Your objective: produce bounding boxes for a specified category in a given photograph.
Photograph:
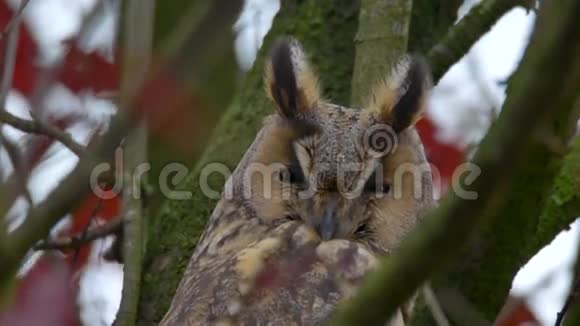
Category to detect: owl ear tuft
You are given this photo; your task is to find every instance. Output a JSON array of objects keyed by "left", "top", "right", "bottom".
[
  {"left": 264, "top": 37, "right": 320, "bottom": 119},
  {"left": 368, "top": 55, "right": 431, "bottom": 132}
]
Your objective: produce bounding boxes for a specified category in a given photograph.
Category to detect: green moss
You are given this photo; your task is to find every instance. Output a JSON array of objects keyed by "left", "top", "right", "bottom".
[
  {"left": 534, "top": 138, "right": 580, "bottom": 250},
  {"left": 408, "top": 0, "right": 463, "bottom": 53},
  {"left": 350, "top": 0, "right": 413, "bottom": 106},
  {"left": 137, "top": 1, "right": 360, "bottom": 324}
]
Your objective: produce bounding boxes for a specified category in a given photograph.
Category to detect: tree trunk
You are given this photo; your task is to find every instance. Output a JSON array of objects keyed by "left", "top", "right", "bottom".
[{"left": 137, "top": 1, "right": 360, "bottom": 324}]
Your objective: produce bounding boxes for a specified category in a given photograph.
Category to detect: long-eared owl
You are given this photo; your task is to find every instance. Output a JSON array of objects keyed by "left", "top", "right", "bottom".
[{"left": 161, "top": 37, "right": 434, "bottom": 325}]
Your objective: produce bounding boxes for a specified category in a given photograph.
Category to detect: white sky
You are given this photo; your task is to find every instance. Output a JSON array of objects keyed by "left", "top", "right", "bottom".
[{"left": 2, "top": 0, "right": 577, "bottom": 325}]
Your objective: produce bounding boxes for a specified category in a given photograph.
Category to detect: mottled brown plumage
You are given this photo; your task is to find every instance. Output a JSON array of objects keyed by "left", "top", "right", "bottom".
[{"left": 161, "top": 37, "right": 434, "bottom": 326}]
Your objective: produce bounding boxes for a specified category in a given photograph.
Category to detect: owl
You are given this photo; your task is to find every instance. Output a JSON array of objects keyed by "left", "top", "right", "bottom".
[{"left": 160, "top": 37, "right": 434, "bottom": 325}]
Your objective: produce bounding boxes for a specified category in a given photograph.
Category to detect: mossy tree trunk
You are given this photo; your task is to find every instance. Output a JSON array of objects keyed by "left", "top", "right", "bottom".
[
  {"left": 350, "top": 0, "right": 412, "bottom": 107},
  {"left": 137, "top": 1, "right": 360, "bottom": 324}
]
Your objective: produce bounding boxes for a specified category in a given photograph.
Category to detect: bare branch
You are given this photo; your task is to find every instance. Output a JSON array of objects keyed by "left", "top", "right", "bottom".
[
  {"left": 0, "top": 134, "right": 33, "bottom": 205},
  {"left": 0, "top": 102, "right": 135, "bottom": 295},
  {"left": 422, "top": 285, "right": 450, "bottom": 326},
  {"left": 429, "top": 287, "right": 491, "bottom": 326},
  {"left": 0, "top": 109, "right": 87, "bottom": 157},
  {"left": 556, "top": 277, "right": 580, "bottom": 326},
  {"left": 427, "top": 0, "right": 530, "bottom": 83},
  {"left": 0, "top": 16, "right": 18, "bottom": 105},
  {"left": 112, "top": 0, "right": 155, "bottom": 324},
  {"left": 0, "top": 0, "right": 31, "bottom": 42},
  {"left": 0, "top": 0, "right": 27, "bottom": 222},
  {"left": 33, "top": 217, "right": 123, "bottom": 251}
]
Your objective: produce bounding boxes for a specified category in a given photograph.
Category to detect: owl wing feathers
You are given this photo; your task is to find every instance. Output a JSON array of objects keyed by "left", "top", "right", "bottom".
[{"left": 160, "top": 206, "right": 391, "bottom": 325}]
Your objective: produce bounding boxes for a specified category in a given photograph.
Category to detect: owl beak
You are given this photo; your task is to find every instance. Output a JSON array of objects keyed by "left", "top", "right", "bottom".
[{"left": 318, "top": 197, "right": 338, "bottom": 241}]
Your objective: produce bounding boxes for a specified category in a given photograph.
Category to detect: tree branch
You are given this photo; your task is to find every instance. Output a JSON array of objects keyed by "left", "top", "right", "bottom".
[
  {"left": 112, "top": 0, "right": 155, "bottom": 324},
  {"left": 0, "top": 109, "right": 87, "bottom": 157},
  {"left": 531, "top": 137, "right": 580, "bottom": 253},
  {"left": 331, "top": 0, "right": 580, "bottom": 323},
  {"left": 0, "top": 134, "right": 33, "bottom": 205},
  {"left": 556, "top": 277, "right": 580, "bottom": 326},
  {"left": 0, "top": 1, "right": 32, "bottom": 222},
  {"left": 427, "top": 0, "right": 532, "bottom": 83},
  {"left": 0, "top": 0, "right": 31, "bottom": 41},
  {"left": 33, "top": 217, "right": 123, "bottom": 251},
  {"left": 422, "top": 285, "right": 451, "bottom": 326},
  {"left": 350, "top": 0, "right": 412, "bottom": 106},
  {"left": 562, "top": 230, "right": 580, "bottom": 326},
  {"left": 0, "top": 113, "right": 133, "bottom": 296}
]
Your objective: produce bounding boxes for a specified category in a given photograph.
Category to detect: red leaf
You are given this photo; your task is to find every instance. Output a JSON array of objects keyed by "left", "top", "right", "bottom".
[
  {"left": 64, "top": 193, "right": 120, "bottom": 270},
  {"left": 495, "top": 296, "right": 540, "bottom": 326},
  {"left": 416, "top": 118, "right": 465, "bottom": 184},
  {"left": 131, "top": 66, "right": 216, "bottom": 155},
  {"left": 70, "top": 193, "right": 120, "bottom": 235},
  {"left": 0, "top": 255, "right": 78, "bottom": 326},
  {"left": 58, "top": 43, "right": 119, "bottom": 93}
]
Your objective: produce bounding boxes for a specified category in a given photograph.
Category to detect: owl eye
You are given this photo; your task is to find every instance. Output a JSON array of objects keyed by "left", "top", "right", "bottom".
[
  {"left": 279, "top": 164, "right": 306, "bottom": 187},
  {"left": 363, "top": 178, "right": 390, "bottom": 194}
]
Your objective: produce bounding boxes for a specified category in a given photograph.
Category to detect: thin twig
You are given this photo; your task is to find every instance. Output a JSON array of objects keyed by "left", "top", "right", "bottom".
[
  {"left": 435, "top": 287, "right": 491, "bottom": 326},
  {"left": 0, "top": 0, "right": 23, "bottom": 105},
  {"left": 422, "top": 285, "right": 451, "bottom": 326},
  {"left": 77, "top": 0, "right": 110, "bottom": 42},
  {"left": 33, "top": 217, "right": 122, "bottom": 251},
  {"left": 0, "top": 109, "right": 87, "bottom": 157},
  {"left": 555, "top": 277, "right": 580, "bottom": 326},
  {"left": 112, "top": 0, "right": 154, "bottom": 324},
  {"left": 71, "top": 197, "right": 102, "bottom": 267},
  {"left": 0, "top": 0, "right": 27, "bottom": 222},
  {"left": 0, "top": 0, "right": 31, "bottom": 41},
  {"left": 0, "top": 134, "right": 33, "bottom": 205},
  {"left": 427, "top": 0, "right": 528, "bottom": 83}
]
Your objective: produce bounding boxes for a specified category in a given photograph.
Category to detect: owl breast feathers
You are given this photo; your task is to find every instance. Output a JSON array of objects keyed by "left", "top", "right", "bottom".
[{"left": 161, "top": 37, "right": 435, "bottom": 325}]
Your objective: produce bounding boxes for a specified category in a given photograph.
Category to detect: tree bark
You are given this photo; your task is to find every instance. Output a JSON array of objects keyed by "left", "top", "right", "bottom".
[
  {"left": 113, "top": 2, "right": 155, "bottom": 324},
  {"left": 350, "top": 0, "right": 412, "bottom": 107},
  {"left": 137, "top": 1, "right": 360, "bottom": 323}
]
